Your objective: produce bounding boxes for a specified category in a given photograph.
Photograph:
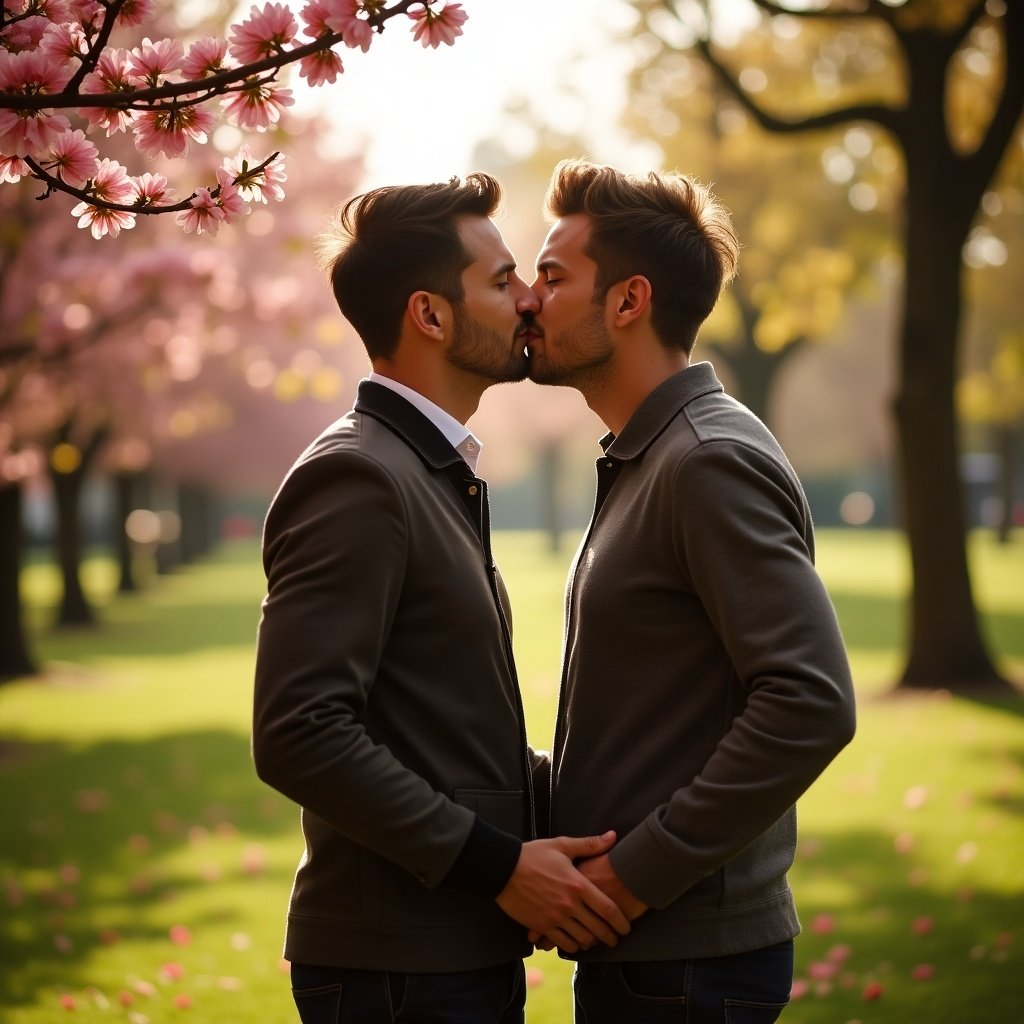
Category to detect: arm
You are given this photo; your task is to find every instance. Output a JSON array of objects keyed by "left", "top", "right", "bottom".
[
  {"left": 609, "top": 441, "right": 856, "bottom": 909},
  {"left": 252, "top": 451, "right": 483, "bottom": 887}
]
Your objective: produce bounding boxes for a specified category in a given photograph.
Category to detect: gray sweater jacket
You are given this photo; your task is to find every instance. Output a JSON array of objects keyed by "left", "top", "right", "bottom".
[
  {"left": 551, "top": 362, "right": 856, "bottom": 961},
  {"left": 252, "top": 381, "right": 537, "bottom": 972}
]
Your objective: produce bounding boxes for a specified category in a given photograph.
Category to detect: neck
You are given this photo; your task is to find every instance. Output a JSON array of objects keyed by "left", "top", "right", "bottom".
[
  {"left": 372, "top": 359, "right": 484, "bottom": 424},
  {"left": 584, "top": 344, "right": 689, "bottom": 436}
]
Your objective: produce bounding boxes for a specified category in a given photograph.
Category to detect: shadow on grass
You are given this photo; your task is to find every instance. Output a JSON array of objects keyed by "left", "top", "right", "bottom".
[
  {"left": 787, "top": 825, "right": 1021, "bottom": 1022},
  {"left": 0, "top": 728, "right": 293, "bottom": 1011},
  {"left": 26, "top": 587, "right": 267, "bottom": 663}
]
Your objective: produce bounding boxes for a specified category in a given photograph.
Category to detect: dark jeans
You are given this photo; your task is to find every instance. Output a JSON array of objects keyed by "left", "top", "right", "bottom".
[
  {"left": 290, "top": 960, "right": 525, "bottom": 1024},
  {"left": 573, "top": 940, "right": 794, "bottom": 1024}
]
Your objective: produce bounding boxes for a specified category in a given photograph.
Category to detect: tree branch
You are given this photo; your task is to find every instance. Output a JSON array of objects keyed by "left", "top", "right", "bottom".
[
  {"left": 23, "top": 151, "right": 281, "bottom": 214},
  {"left": 961, "top": 3, "right": 1024, "bottom": 194},
  {"left": 694, "top": 35, "right": 903, "bottom": 136},
  {"left": 1, "top": 0, "right": 423, "bottom": 112}
]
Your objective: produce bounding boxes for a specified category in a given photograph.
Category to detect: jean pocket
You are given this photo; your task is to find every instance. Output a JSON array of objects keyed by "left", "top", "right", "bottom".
[
  {"left": 724, "top": 999, "right": 789, "bottom": 1024},
  {"left": 292, "top": 982, "right": 342, "bottom": 1024}
]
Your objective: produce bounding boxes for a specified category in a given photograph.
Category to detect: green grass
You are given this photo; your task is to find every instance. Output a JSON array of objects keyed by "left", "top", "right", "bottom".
[{"left": 0, "top": 530, "right": 1022, "bottom": 1022}]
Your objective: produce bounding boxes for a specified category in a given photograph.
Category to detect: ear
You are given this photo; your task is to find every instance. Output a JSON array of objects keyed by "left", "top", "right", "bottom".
[
  {"left": 407, "top": 290, "right": 451, "bottom": 341},
  {"left": 608, "top": 275, "right": 652, "bottom": 328}
]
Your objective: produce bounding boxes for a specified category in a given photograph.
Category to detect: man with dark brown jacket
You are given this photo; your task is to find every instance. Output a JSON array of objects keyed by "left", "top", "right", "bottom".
[
  {"left": 253, "top": 174, "right": 629, "bottom": 1024},
  {"left": 524, "top": 159, "right": 857, "bottom": 1022}
]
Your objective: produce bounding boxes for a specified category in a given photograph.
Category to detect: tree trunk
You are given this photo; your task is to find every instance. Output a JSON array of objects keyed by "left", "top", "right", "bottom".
[
  {"left": 0, "top": 481, "right": 36, "bottom": 679},
  {"left": 894, "top": 118, "right": 1006, "bottom": 689},
  {"left": 179, "top": 483, "right": 217, "bottom": 563},
  {"left": 52, "top": 463, "right": 95, "bottom": 627},
  {"left": 710, "top": 295, "right": 805, "bottom": 428},
  {"left": 114, "top": 472, "right": 139, "bottom": 593}
]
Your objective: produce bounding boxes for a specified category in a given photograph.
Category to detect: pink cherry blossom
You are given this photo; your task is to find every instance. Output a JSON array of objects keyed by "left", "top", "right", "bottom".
[
  {"left": 116, "top": 0, "right": 157, "bottom": 27},
  {"left": 221, "top": 79, "right": 293, "bottom": 131},
  {"left": 0, "top": 154, "right": 30, "bottom": 182},
  {"left": 177, "top": 187, "right": 226, "bottom": 235},
  {"left": 46, "top": 128, "right": 98, "bottom": 189},
  {"left": 324, "top": 0, "right": 374, "bottom": 53},
  {"left": 300, "top": 0, "right": 335, "bottom": 38},
  {"left": 862, "top": 980, "right": 885, "bottom": 1000},
  {"left": 181, "top": 37, "right": 233, "bottom": 80},
  {"left": 79, "top": 48, "right": 136, "bottom": 135},
  {"left": 127, "top": 37, "right": 185, "bottom": 86},
  {"left": 0, "top": 104, "right": 69, "bottom": 159},
  {"left": 228, "top": 2, "right": 299, "bottom": 64},
  {"left": 215, "top": 167, "right": 248, "bottom": 223},
  {"left": 407, "top": 2, "right": 467, "bottom": 49},
  {"left": 71, "top": 202, "right": 137, "bottom": 239},
  {"left": 0, "top": 45, "right": 73, "bottom": 92},
  {"left": 132, "top": 104, "right": 216, "bottom": 159},
  {"left": 39, "top": 22, "right": 89, "bottom": 64},
  {"left": 789, "top": 979, "right": 809, "bottom": 999},
  {"left": 0, "top": 50, "right": 72, "bottom": 157},
  {"left": 131, "top": 171, "right": 175, "bottom": 207},
  {"left": 70, "top": 157, "right": 136, "bottom": 237},
  {"left": 223, "top": 146, "right": 287, "bottom": 204},
  {"left": 299, "top": 48, "right": 344, "bottom": 86},
  {"left": 2, "top": 12, "right": 50, "bottom": 50}
]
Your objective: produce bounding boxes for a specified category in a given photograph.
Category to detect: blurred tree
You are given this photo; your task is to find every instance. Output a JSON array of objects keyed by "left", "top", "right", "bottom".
[
  {"left": 0, "top": 109, "right": 364, "bottom": 667},
  {"left": 621, "top": 46, "right": 896, "bottom": 423},
  {"left": 639, "top": 0, "right": 1023, "bottom": 690},
  {"left": 959, "top": 134, "right": 1024, "bottom": 543},
  {"left": 959, "top": 331, "right": 1024, "bottom": 543}
]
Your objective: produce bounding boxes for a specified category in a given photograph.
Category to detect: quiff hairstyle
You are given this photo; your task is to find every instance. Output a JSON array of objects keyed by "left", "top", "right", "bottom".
[
  {"left": 320, "top": 173, "right": 503, "bottom": 360},
  {"left": 545, "top": 159, "right": 739, "bottom": 353}
]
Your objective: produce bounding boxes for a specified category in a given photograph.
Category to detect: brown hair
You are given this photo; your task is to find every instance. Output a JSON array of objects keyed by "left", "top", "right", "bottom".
[
  {"left": 545, "top": 159, "right": 738, "bottom": 352},
  {"left": 320, "top": 174, "right": 503, "bottom": 359}
]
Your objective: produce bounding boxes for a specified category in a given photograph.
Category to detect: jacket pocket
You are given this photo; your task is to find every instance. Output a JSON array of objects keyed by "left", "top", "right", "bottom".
[{"left": 454, "top": 788, "right": 526, "bottom": 838}]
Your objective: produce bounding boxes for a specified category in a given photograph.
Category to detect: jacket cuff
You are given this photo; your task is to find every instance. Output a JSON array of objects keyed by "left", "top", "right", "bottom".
[
  {"left": 608, "top": 816, "right": 701, "bottom": 910},
  {"left": 440, "top": 815, "right": 522, "bottom": 898}
]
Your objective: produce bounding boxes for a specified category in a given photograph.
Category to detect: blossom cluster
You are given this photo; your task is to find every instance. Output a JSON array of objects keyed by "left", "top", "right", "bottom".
[{"left": 0, "top": 1, "right": 468, "bottom": 236}]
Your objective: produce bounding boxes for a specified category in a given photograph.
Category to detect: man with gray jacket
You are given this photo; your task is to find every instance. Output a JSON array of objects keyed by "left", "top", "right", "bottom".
[
  {"left": 523, "top": 159, "right": 857, "bottom": 1022},
  {"left": 253, "top": 173, "right": 629, "bottom": 1024}
]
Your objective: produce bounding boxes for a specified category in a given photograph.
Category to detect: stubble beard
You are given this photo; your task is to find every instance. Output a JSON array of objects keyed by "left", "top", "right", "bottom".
[
  {"left": 527, "top": 304, "right": 614, "bottom": 391},
  {"left": 446, "top": 311, "right": 530, "bottom": 384}
]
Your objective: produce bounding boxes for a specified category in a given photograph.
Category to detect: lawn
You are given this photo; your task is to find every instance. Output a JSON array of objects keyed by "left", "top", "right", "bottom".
[{"left": 0, "top": 529, "right": 1021, "bottom": 1022}]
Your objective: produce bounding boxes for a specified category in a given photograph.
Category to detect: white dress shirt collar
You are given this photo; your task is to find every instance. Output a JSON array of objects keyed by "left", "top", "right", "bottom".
[{"left": 367, "top": 373, "right": 483, "bottom": 474}]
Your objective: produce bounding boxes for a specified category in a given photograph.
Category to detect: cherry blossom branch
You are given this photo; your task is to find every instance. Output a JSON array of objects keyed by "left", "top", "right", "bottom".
[
  {"left": 23, "top": 150, "right": 281, "bottom": 215},
  {"left": 0, "top": 0, "right": 469, "bottom": 236}
]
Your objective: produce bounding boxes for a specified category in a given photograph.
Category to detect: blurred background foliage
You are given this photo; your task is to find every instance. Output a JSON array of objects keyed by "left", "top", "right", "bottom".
[
  {"left": 1, "top": 0, "right": 1022, "bottom": 1019},
  {"left": 0, "top": 2, "right": 1020, "bottom": 675}
]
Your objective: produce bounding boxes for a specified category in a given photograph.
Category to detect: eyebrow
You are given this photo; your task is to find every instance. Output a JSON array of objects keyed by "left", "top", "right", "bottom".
[{"left": 536, "top": 257, "right": 566, "bottom": 273}]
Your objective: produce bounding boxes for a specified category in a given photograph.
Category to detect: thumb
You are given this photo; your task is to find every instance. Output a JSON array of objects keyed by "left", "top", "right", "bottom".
[{"left": 561, "top": 830, "right": 617, "bottom": 858}]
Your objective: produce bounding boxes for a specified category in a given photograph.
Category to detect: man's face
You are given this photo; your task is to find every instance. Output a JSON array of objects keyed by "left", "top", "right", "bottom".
[
  {"left": 527, "top": 213, "right": 614, "bottom": 388},
  {"left": 445, "top": 216, "right": 538, "bottom": 384}
]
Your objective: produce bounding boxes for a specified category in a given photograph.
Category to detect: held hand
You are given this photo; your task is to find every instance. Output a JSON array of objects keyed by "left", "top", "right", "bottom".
[
  {"left": 495, "top": 831, "right": 631, "bottom": 953},
  {"left": 530, "top": 852, "right": 648, "bottom": 951},
  {"left": 577, "top": 853, "right": 648, "bottom": 921}
]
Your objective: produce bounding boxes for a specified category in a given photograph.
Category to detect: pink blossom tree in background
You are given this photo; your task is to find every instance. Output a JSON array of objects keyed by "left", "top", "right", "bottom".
[
  {"left": 0, "top": 0, "right": 467, "bottom": 235},
  {"left": 0, "top": 99, "right": 367, "bottom": 676}
]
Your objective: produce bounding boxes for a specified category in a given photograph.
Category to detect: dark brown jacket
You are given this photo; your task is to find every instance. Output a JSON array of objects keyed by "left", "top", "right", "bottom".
[
  {"left": 253, "top": 381, "right": 536, "bottom": 971},
  {"left": 551, "top": 362, "right": 856, "bottom": 961}
]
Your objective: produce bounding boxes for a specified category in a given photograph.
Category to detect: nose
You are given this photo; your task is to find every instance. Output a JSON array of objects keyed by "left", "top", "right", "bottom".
[{"left": 514, "top": 274, "right": 541, "bottom": 314}]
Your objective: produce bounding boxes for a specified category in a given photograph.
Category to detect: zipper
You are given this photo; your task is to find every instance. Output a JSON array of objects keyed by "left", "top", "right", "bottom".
[{"left": 549, "top": 455, "right": 620, "bottom": 825}]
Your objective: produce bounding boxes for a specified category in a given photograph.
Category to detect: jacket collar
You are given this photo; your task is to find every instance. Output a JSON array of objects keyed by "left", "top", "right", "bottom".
[
  {"left": 354, "top": 379, "right": 470, "bottom": 473},
  {"left": 602, "top": 361, "right": 724, "bottom": 460}
]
